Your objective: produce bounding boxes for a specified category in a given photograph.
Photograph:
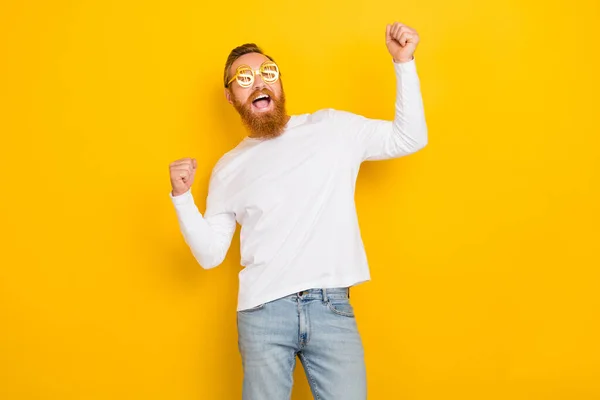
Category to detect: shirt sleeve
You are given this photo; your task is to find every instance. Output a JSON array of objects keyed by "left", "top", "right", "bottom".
[
  {"left": 170, "top": 170, "right": 236, "bottom": 269},
  {"left": 334, "top": 59, "right": 428, "bottom": 162}
]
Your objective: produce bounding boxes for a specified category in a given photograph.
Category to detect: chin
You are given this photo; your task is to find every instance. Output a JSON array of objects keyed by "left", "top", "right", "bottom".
[{"left": 232, "top": 89, "right": 287, "bottom": 139}]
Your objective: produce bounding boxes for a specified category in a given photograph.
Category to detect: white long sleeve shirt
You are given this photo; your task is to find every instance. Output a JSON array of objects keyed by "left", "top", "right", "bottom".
[{"left": 170, "top": 59, "right": 428, "bottom": 311}]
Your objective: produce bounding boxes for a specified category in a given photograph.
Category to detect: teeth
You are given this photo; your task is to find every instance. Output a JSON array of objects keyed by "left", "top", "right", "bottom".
[{"left": 255, "top": 94, "right": 269, "bottom": 100}]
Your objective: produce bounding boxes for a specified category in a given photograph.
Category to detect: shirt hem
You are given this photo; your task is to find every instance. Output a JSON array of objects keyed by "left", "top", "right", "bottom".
[{"left": 236, "top": 275, "right": 370, "bottom": 311}]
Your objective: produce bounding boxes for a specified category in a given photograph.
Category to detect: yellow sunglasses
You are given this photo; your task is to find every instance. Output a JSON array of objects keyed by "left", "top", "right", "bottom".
[{"left": 227, "top": 61, "right": 280, "bottom": 88}]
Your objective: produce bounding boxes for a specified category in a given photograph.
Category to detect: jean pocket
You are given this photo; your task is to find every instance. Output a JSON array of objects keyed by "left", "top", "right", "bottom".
[
  {"left": 238, "top": 303, "right": 265, "bottom": 314},
  {"left": 326, "top": 299, "right": 355, "bottom": 317}
]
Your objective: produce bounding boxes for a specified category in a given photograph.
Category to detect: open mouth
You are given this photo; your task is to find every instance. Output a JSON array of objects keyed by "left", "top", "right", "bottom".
[{"left": 251, "top": 93, "right": 272, "bottom": 110}]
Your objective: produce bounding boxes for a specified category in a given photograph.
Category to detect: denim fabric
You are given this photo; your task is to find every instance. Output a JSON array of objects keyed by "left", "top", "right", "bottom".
[{"left": 237, "top": 288, "right": 366, "bottom": 399}]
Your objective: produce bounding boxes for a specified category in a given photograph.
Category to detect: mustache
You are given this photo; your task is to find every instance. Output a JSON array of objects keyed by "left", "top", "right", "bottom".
[{"left": 248, "top": 88, "right": 277, "bottom": 103}]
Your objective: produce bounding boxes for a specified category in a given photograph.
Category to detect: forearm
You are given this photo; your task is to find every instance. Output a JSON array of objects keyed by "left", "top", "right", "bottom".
[
  {"left": 389, "top": 59, "right": 428, "bottom": 155},
  {"left": 171, "top": 190, "right": 234, "bottom": 269}
]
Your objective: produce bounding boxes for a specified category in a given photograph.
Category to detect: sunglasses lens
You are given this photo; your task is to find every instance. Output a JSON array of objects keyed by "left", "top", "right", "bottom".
[
  {"left": 261, "top": 63, "right": 279, "bottom": 83},
  {"left": 236, "top": 67, "right": 253, "bottom": 87}
]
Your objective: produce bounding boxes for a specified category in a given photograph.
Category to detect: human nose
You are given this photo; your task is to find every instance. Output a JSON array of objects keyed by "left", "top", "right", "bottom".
[{"left": 253, "top": 72, "right": 267, "bottom": 90}]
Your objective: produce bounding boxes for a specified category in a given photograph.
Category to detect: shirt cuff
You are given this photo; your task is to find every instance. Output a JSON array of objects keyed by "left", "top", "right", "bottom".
[
  {"left": 393, "top": 58, "right": 417, "bottom": 74},
  {"left": 170, "top": 188, "right": 193, "bottom": 205}
]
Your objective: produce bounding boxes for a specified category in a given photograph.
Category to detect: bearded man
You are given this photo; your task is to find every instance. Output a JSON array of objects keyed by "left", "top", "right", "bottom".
[{"left": 168, "top": 22, "right": 428, "bottom": 400}]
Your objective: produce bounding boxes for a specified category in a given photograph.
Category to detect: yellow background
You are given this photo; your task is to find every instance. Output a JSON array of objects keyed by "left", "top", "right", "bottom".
[{"left": 1, "top": 0, "right": 599, "bottom": 399}]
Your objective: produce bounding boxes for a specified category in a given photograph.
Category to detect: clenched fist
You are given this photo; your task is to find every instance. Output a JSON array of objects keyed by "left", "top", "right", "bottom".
[
  {"left": 169, "top": 158, "right": 197, "bottom": 197},
  {"left": 386, "top": 22, "right": 420, "bottom": 64}
]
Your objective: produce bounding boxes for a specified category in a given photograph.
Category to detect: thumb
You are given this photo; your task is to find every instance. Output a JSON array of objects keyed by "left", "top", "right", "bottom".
[
  {"left": 192, "top": 158, "right": 197, "bottom": 169},
  {"left": 385, "top": 24, "right": 392, "bottom": 43}
]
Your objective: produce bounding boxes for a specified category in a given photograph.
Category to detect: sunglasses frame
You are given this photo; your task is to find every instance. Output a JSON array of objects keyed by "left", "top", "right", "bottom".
[{"left": 227, "top": 61, "right": 280, "bottom": 88}]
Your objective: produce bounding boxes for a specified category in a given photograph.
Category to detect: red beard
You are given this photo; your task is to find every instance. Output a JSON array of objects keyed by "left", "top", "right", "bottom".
[{"left": 232, "top": 87, "right": 288, "bottom": 140}]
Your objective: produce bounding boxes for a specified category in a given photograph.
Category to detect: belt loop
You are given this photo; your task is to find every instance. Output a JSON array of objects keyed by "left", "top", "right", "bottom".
[
  {"left": 347, "top": 287, "right": 350, "bottom": 299},
  {"left": 322, "top": 288, "right": 328, "bottom": 302}
]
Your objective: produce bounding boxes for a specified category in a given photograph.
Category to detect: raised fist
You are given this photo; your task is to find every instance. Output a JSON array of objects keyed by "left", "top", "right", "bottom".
[
  {"left": 386, "top": 22, "right": 420, "bottom": 64},
  {"left": 169, "top": 158, "right": 197, "bottom": 197}
]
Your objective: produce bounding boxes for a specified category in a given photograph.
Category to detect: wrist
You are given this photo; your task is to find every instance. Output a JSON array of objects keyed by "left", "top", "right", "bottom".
[
  {"left": 393, "top": 56, "right": 414, "bottom": 64},
  {"left": 171, "top": 189, "right": 189, "bottom": 197}
]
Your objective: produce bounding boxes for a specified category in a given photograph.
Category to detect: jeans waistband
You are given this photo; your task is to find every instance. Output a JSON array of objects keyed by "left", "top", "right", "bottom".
[{"left": 287, "top": 287, "right": 350, "bottom": 301}]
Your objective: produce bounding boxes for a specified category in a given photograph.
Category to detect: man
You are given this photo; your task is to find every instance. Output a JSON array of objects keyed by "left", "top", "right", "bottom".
[{"left": 169, "top": 22, "right": 427, "bottom": 400}]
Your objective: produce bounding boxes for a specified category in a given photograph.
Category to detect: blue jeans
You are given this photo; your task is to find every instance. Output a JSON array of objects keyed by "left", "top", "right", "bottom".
[{"left": 236, "top": 288, "right": 367, "bottom": 399}]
